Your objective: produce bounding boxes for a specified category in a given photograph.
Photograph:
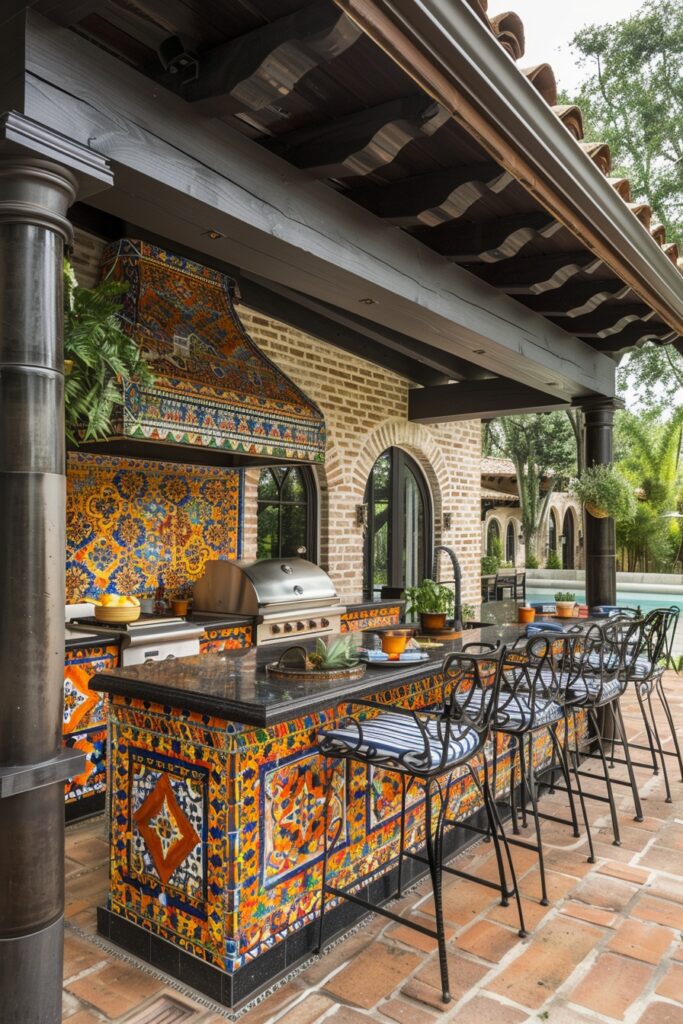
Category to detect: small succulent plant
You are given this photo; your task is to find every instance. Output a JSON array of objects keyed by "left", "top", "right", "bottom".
[{"left": 307, "top": 634, "right": 361, "bottom": 671}]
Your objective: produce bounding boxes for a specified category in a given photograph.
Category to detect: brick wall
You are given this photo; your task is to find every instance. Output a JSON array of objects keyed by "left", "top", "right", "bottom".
[{"left": 71, "top": 231, "right": 483, "bottom": 608}]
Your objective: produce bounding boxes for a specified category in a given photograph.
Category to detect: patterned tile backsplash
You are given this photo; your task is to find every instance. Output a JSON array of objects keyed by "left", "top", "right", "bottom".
[{"left": 66, "top": 452, "right": 241, "bottom": 602}]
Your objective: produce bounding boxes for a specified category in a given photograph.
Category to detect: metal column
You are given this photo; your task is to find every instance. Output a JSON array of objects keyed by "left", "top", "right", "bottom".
[{"left": 579, "top": 398, "right": 622, "bottom": 609}]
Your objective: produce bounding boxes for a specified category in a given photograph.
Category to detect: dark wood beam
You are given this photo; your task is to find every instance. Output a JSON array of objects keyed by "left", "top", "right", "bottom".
[
  {"left": 552, "top": 303, "right": 654, "bottom": 336},
  {"left": 409, "top": 379, "right": 568, "bottom": 422},
  {"left": 469, "top": 251, "right": 603, "bottom": 293},
  {"left": 160, "top": 1, "right": 362, "bottom": 117},
  {"left": 412, "top": 212, "right": 562, "bottom": 263},
  {"left": 584, "top": 322, "right": 674, "bottom": 352},
  {"left": 241, "top": 275, "right": 492, "bottom": 382},
  {"left": 267, "top": 94, "right": 449, "bottom": 178},
  {"left": 346, "top": 161, "right": 514, "bottom": 226},
  {"left": 519, "top": 279, "right": 631, "bottom": 316}
]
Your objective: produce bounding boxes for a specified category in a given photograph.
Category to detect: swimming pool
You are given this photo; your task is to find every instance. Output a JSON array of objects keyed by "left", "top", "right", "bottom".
[{"left": 526, "top": 590, "right": 681, "bottom": 617}]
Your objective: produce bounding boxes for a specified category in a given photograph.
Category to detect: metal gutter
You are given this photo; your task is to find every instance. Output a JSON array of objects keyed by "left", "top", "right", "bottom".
[{"left": 335, "top": 0, "right": 683, "bottom": 338}]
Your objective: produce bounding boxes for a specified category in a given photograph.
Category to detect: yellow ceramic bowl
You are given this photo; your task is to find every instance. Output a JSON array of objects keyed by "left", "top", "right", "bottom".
[
  {"left": 95, "top": 604, "right": 141, "bottom": 625},
  {"left": 381, "top": 630, "right": 411, "bottom": 656}
]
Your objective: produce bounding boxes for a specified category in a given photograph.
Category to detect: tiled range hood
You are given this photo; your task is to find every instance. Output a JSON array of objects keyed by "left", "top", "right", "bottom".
[{"left": 77, "top": 239, "right": 326, "bottom": 467}]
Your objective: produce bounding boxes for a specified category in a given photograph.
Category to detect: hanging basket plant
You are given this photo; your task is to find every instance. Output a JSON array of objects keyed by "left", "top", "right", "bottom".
[
  {"left": 63, "top": 261, "right": 154, "bottom": 445},
  {"left": 571, "top": 464, "right": 636, "bottom": 521}
]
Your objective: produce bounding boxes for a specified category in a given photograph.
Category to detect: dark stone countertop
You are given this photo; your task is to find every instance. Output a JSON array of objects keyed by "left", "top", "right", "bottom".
[
  {"left": 187, "top": 612, "right": 255, "bottom": 629},
  {"left": 89, "top": 625, "right": 527, "bottom": 727},
  {"left": 65, "top": 628, "right": 120, "bottom": 652}
]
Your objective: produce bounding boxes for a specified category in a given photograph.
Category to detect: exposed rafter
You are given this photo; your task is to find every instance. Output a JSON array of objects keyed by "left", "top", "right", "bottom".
[
  {"left": 521, "top": 279, "right": 632, "bottom": 317},
  {"left": 471, "top": 251, "right": 603, "bottom": 293},
  {"left": 585, "top": 321, "right": 674, "bottom": 352},
  {"left": 553, "top": 303, "right": 654, "bottom": 337},
  {"left": 408, "top": 379, "right": 567, "bottom": 422},
  {"left": 346, "top": 161, "right": 514, "bottom": 226},
  {"left": 267, "top": 94, "right": 450, "bottom": 178},
  {"left": 159, "top": 1, "right": 362, "bottom": 117},
  {"left": 412, "top": 212, "right": 562, "bottom": 262}
]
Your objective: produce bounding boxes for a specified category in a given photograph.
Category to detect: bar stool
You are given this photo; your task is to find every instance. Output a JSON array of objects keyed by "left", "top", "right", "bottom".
[{"left": 316, "top": 648, "right": 527, "bottom": 1004}]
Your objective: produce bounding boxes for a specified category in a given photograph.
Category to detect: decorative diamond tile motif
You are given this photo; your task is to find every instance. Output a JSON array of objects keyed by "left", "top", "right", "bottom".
[{"left": 134, "top": 771, "right": 201, "bottom": 887}]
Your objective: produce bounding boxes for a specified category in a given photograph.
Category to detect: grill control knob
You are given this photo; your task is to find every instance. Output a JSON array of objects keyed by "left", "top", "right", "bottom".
[
  {"left": 284, "top": 622, "right": 293, "bottom": 632},
  {"left": 271, "top": 624, "right": 281, "bottom": 634},
  {"left": 296, "top": 621, "right": 305, "bottom": 630},
  {"left": 321, "top": 618, "right": 330, "bottom": 628},
  {"left": 309, "top": 619, "right": 317, "bottom": 629}
]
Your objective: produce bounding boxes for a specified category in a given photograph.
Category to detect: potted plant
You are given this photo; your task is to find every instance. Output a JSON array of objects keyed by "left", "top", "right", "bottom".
[
  {"left": 404, "top": 578, "right": 454, "bottom": 633},
  {"left": 571, "top": 464, "right": 636, "bottom": 521},
  {"left": 266, "top": 634, "right": 365, "bottom": 682},
  {"left": 554, "top": 591, "right": 577, "bottom": 618}
]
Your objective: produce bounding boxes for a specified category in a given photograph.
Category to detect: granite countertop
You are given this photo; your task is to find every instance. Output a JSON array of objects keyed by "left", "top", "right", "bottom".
[{"left": 90, "top": 625, "right": 526, "bottom": 727}]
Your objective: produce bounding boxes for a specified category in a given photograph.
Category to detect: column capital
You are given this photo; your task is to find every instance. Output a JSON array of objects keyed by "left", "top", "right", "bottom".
[
  {"left": 571, "top": 395, "right": 625, "bottom": 416},
  {"left": 0, "top": 112, "right": 112, "bottom": 196}
]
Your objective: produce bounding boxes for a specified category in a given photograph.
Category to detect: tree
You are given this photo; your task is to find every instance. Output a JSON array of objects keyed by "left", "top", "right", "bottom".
[
  {"left": 617, "top": 344, "right": 683, "bottom": 409},
  {"left": 485, "top": 413, "right": 576, "bottom": 564},
  {"left": 568, "top": 0, "right": 683, "bottom": 245}
]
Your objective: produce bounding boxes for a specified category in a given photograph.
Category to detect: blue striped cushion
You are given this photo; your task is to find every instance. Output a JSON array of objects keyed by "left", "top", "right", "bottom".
[
  {"left": 318, "top": 712, "right": 480, "bottom": 770},
  {"left": 456, "top": 689, "right": 563, "bottom": 729},
  {"left": 568, "top": 674, "right": 623, "bottom": 702}
]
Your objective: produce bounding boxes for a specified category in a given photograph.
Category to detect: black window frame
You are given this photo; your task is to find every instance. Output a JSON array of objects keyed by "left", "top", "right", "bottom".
[
  {"left": 363, "top": 447, "right": 432, "bottom": 600},
  {"left": 487, "top": 517, "right": 501, "bottom": 554},
  {"left": 506, "top": 520, "right": 516, "bottom": 564},
  {"left": 256, "top": 465, "right": 318, "bottom": 562}
]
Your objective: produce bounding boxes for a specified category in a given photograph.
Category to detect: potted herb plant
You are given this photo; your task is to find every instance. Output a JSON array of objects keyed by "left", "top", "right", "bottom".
[
  {"left": 571, "top": 464, "right": 636, "bottom": 521},
  {"left": 404, "top": 578, "right": 454, "bottom": 633},
  {"left": 554, "top": 591, "right": 577, "bottom": 618}
]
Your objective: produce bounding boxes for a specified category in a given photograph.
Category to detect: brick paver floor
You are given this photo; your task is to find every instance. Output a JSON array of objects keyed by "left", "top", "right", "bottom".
[{"left": 63, "top": 672, "right": 683, "bottom": 1022}]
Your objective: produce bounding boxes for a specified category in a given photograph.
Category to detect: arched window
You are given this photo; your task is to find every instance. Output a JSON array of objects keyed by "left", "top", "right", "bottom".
[
  {"left": 548, "top": 510, "right": 558, "bottom": 553},
  {"left": 364, "top": 448, "right": 432, "bottom": 599},
  {"left": 506, "top": 521, "right": 516, "bottom": 565},
  {"left": 486, "top": 518, "right": 501, "bottom": 556},
  {"left": 257, "top": 466, "right": 317, "bottom": 561},
  {"left": 562, "top": 508, "right": 575, "bottom": 569}
]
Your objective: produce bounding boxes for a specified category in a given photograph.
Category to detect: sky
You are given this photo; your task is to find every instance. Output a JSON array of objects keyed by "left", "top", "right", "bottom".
[{"left": 507, "top": 0, "right": 645, "bottom": 93}]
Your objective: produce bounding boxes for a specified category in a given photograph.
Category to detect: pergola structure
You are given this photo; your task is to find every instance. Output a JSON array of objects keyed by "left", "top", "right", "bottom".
[{"left": 1, "top": 1, "right": 682, "bottom": 1020}]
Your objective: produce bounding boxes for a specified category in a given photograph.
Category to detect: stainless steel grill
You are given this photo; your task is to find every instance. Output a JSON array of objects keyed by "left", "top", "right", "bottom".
[
  {"left": 192, "top": 558, "right": 346, "bottom": 646},
  {"left": 66, "top": 615, "right": 205, "bottom": 666}
]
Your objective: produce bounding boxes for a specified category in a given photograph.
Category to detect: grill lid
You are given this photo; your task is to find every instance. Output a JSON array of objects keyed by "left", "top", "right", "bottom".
[{"left": 192, "top": 558, "right": 339, "bottom": 616}]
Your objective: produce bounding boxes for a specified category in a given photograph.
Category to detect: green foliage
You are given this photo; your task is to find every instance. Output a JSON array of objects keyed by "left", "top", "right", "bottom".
[
  {"left": 63, "top": 262, "right": 154, "bottom": 445},
  {"left": 572, "top": 464, "right": 637, "bottom": 520},
  {"left": 525, "top": 553, "right": 540, "bottom": 569},
  {"left": 308, "top": 634, "right": 360, "bottom": 670},
  {"left": 487, "top": 534, "right": 503, "bottom": 561},
  {"left": 568, "top": 0, "right": 682, "bottom": 246},
  {"left": 486, "top": 413, "right": 577, "bottom": 560},
  {"left": 546, "top": 551, "right": 562, "bottom": 570},
  {"left": 618, "top": 345, "right": 683, "bottom": 408},
  {"left": 404, "top": 578, "right": 454, "bottom": 616},
  {"left": 481, "top": 554, "right": 500, "bottom": 575},
  {"left": 460, "top": 603, "right": 476, "bottom": 623},
  {"left": 555, "top": 591, "right": 577, "bottom": 602}
]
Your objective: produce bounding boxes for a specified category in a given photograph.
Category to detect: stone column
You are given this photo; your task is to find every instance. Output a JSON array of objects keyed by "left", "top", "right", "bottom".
[
  {"left": 0, "top": 116, "right": 111, "bottom": 1024},
  {"left": 577, "top": 397, "right": 622, "bottom": 609}
]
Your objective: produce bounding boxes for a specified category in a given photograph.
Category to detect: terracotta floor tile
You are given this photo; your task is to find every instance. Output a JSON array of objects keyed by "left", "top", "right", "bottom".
[
  {"left": 485, "top": 917, "right": 603, "bottom": 1009},
  {"left": 407, "top": 950, "right": 489, "bottom": 1007},
  {"left": 626, "top": 817, "right": 667, "bottom": 832},
  {"left": 455, "top": 919, "right": 521, "bottom": 963},
  {"left": 674, "top": 944, "right": 683, "bottom": 963},
  {"left": 655, "top": 824, "right": 683, "bottom": 852},
  {"left": 378, "top": 996, "right": 438, "bottom": 1023},
  {"left": 656, "top": 963, "right": 683, "bottom": 1003},
  {"left": 607, "top": 918, "right": 676, "bottom": 964},
  {"left": 569, "top": 952, "right": 654, "bottom": 1019},
  {"left": 572, "top": 873, "right": 639, "bottom": 912},
  {"left": 593, "top": 825, "right": 653, "bottom": 852},
  {"left": 237, "top": 982, "right": 304, "bottom": 1024},
  {"left": 645, "top": 876, "right": 683, "bottom": 906},
  {"left": 323, "top": 943, "right": 421, "bottom": 1009},
  {"left": 632, "top": 895, "right": 683, "bottom": 931},
  {"left": 65, "top": 961, "right": 163, "bottom": 1018},
  {"left": 518, "top": 867, "right": 579, "bottom": 904},
  {"left": 62, "top": 1011, "right": 103, "bottom": 1023},
  {"left": 386, "top": 915, "right": 455, "bottom": 953},
  {"left": 62, "top": 935, "right": 108, "bottom": 980},
  {"left": 598, "top": 860, "right": 651, "bottom": 885},
  {"left": 543, "top": 847, "right": 595, "bottom": 877},
  {"left": 487, "top": 896, "right": 551, "bottom": 931},
  {"left": 636, "top": 1002, "right": 683, "bottom": 1024},
  {"left": 420, "top": 879, "right": 496, "bottom": 926},
  {"left": 276, "top": 994, "right": 337, "bottom": 1024},
  {"left": 450, "top": 995, "right": 529, "bottom": 1023},
  {"left": 592, "top": 841, "right": 643, "bottom": 863},
  {"left": 302, "top": 918, "right": 385, "bottom": 985},
  {"left": 395, "top": 980, "right": 450, "bottom": 1013},
  {"left": 325, "top": 1008, "right": 376, "bottom": 1024},
  {"left": 639, "top": 846, "right": 683, "bottom": 875},
  {"left": 560, "top": 901, "right": 618, "bottom": 928}
]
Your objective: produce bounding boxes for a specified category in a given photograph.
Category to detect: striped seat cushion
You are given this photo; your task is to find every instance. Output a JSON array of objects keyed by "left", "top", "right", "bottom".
[
  {"left": 318, "top": 712, "right": 480, "bottom": 770},
  {"left": 456, "top": 688, "right": 563, "bottom": 730},
  {"left": 568, "top": 674, "right": 623, "bottom": 703}
]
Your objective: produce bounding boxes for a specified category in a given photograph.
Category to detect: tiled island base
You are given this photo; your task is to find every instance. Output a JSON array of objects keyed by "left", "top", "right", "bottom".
[{"left": 97, "top": 663, "right": 587, "bottom": 1009}]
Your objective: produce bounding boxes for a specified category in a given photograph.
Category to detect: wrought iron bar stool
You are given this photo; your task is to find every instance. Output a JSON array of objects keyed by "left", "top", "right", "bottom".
[
  {"left": 316, "top": 648, "right": 527, "bottom": 1005},
  {"left": 605, "top": 607, "right": 682, "bottom": 803},
  {"left": 556, "top": 619, "right": 645, "bottom": 846},
  {"left": 485, "top": 631, "right": 596, "bottom": 904}
]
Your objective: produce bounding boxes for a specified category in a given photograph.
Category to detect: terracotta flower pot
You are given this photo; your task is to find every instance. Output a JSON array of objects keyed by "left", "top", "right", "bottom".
[
  {"left": 555, "top": 601, "right": 577, "bottom": 618},
  {"left": 420, "top": 612, "right": 447, "bottom": 633},
  {"left": 518, "top": 606, "right": 535, "bottom": 624},
  {"left": 585, "top": 502, "right": 609, "bottom": 519}
]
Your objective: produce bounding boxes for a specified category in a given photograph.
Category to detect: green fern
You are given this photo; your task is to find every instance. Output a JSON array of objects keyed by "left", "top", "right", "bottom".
[{"left": 63, "top": 261, "right": 154, "bottom": 444}]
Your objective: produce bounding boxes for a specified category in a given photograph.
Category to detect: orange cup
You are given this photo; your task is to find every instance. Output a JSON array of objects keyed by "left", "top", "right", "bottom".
[
  {"left": 171, "top": 598, "right": 189, "bottom": 616},
  {"left": 381, "top": 631, "right": 410, "bottom": 655},
  {"left": 518, "top": 606, "right": 535, "bottom": 624}
]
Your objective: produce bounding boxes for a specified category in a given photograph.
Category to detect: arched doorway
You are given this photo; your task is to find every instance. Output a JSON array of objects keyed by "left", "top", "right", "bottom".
[
  {"left": 506, "top": 521, "right": 516, "bottom": 565},
  {"left": 562, "top": 508, "right": 575, "bottom": 569},
  {"left": 486, "top": 518, "right": 501, "bottom": 556},
  {"left": 364, "top": 448, "right": 432, "bottom": 599},
  {"left": 548, "top": 509, "right": 558, "bottom": 554}
]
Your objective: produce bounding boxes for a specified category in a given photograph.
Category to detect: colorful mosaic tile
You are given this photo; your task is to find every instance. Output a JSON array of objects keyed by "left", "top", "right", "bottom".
[
  {"left": 199, "top": 624, "right": 252, "bottom": 654},
  {"left": 64, "top": 643, "right": 118, "bottom": 810},
  {"left": 341, "top": 605, "right": 402, "bottom": 632},
  {"left": 132, "top": 764, "right": 203, "bottom": 893},
  {"left": 66, "top": 453, "right": 240, "bottom": 602},
  {"left": 97, "top": 239, "right": 325, "bottom": 463}
]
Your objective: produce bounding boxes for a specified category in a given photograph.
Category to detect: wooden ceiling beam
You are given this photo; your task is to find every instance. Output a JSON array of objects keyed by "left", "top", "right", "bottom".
[
  {"left": 346, "top": 161, "right": 514, "bottom": 226},
  {"left": 413, "top": 211, "right": 562, "bottom": 263},
  {"left": 520, "top": 279, "right": 631, "bottom": 316},
  {"left": 470, "top": 251, "right": 603, "bottom": 293},
  {"left": 160, "top": 1, "right": 362, "bottom": 117},
  {"left": 409, "top": 378, "right": 568, "bottom": 422},
  {"left": 584, "top": 322, "right": 674, "bottom": 352},
  {"left": 267, "top": 94, "right": 450, "bottom": 178},
  {"left": 553, "top": 304, "right": 654, "bottom": 337}
]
